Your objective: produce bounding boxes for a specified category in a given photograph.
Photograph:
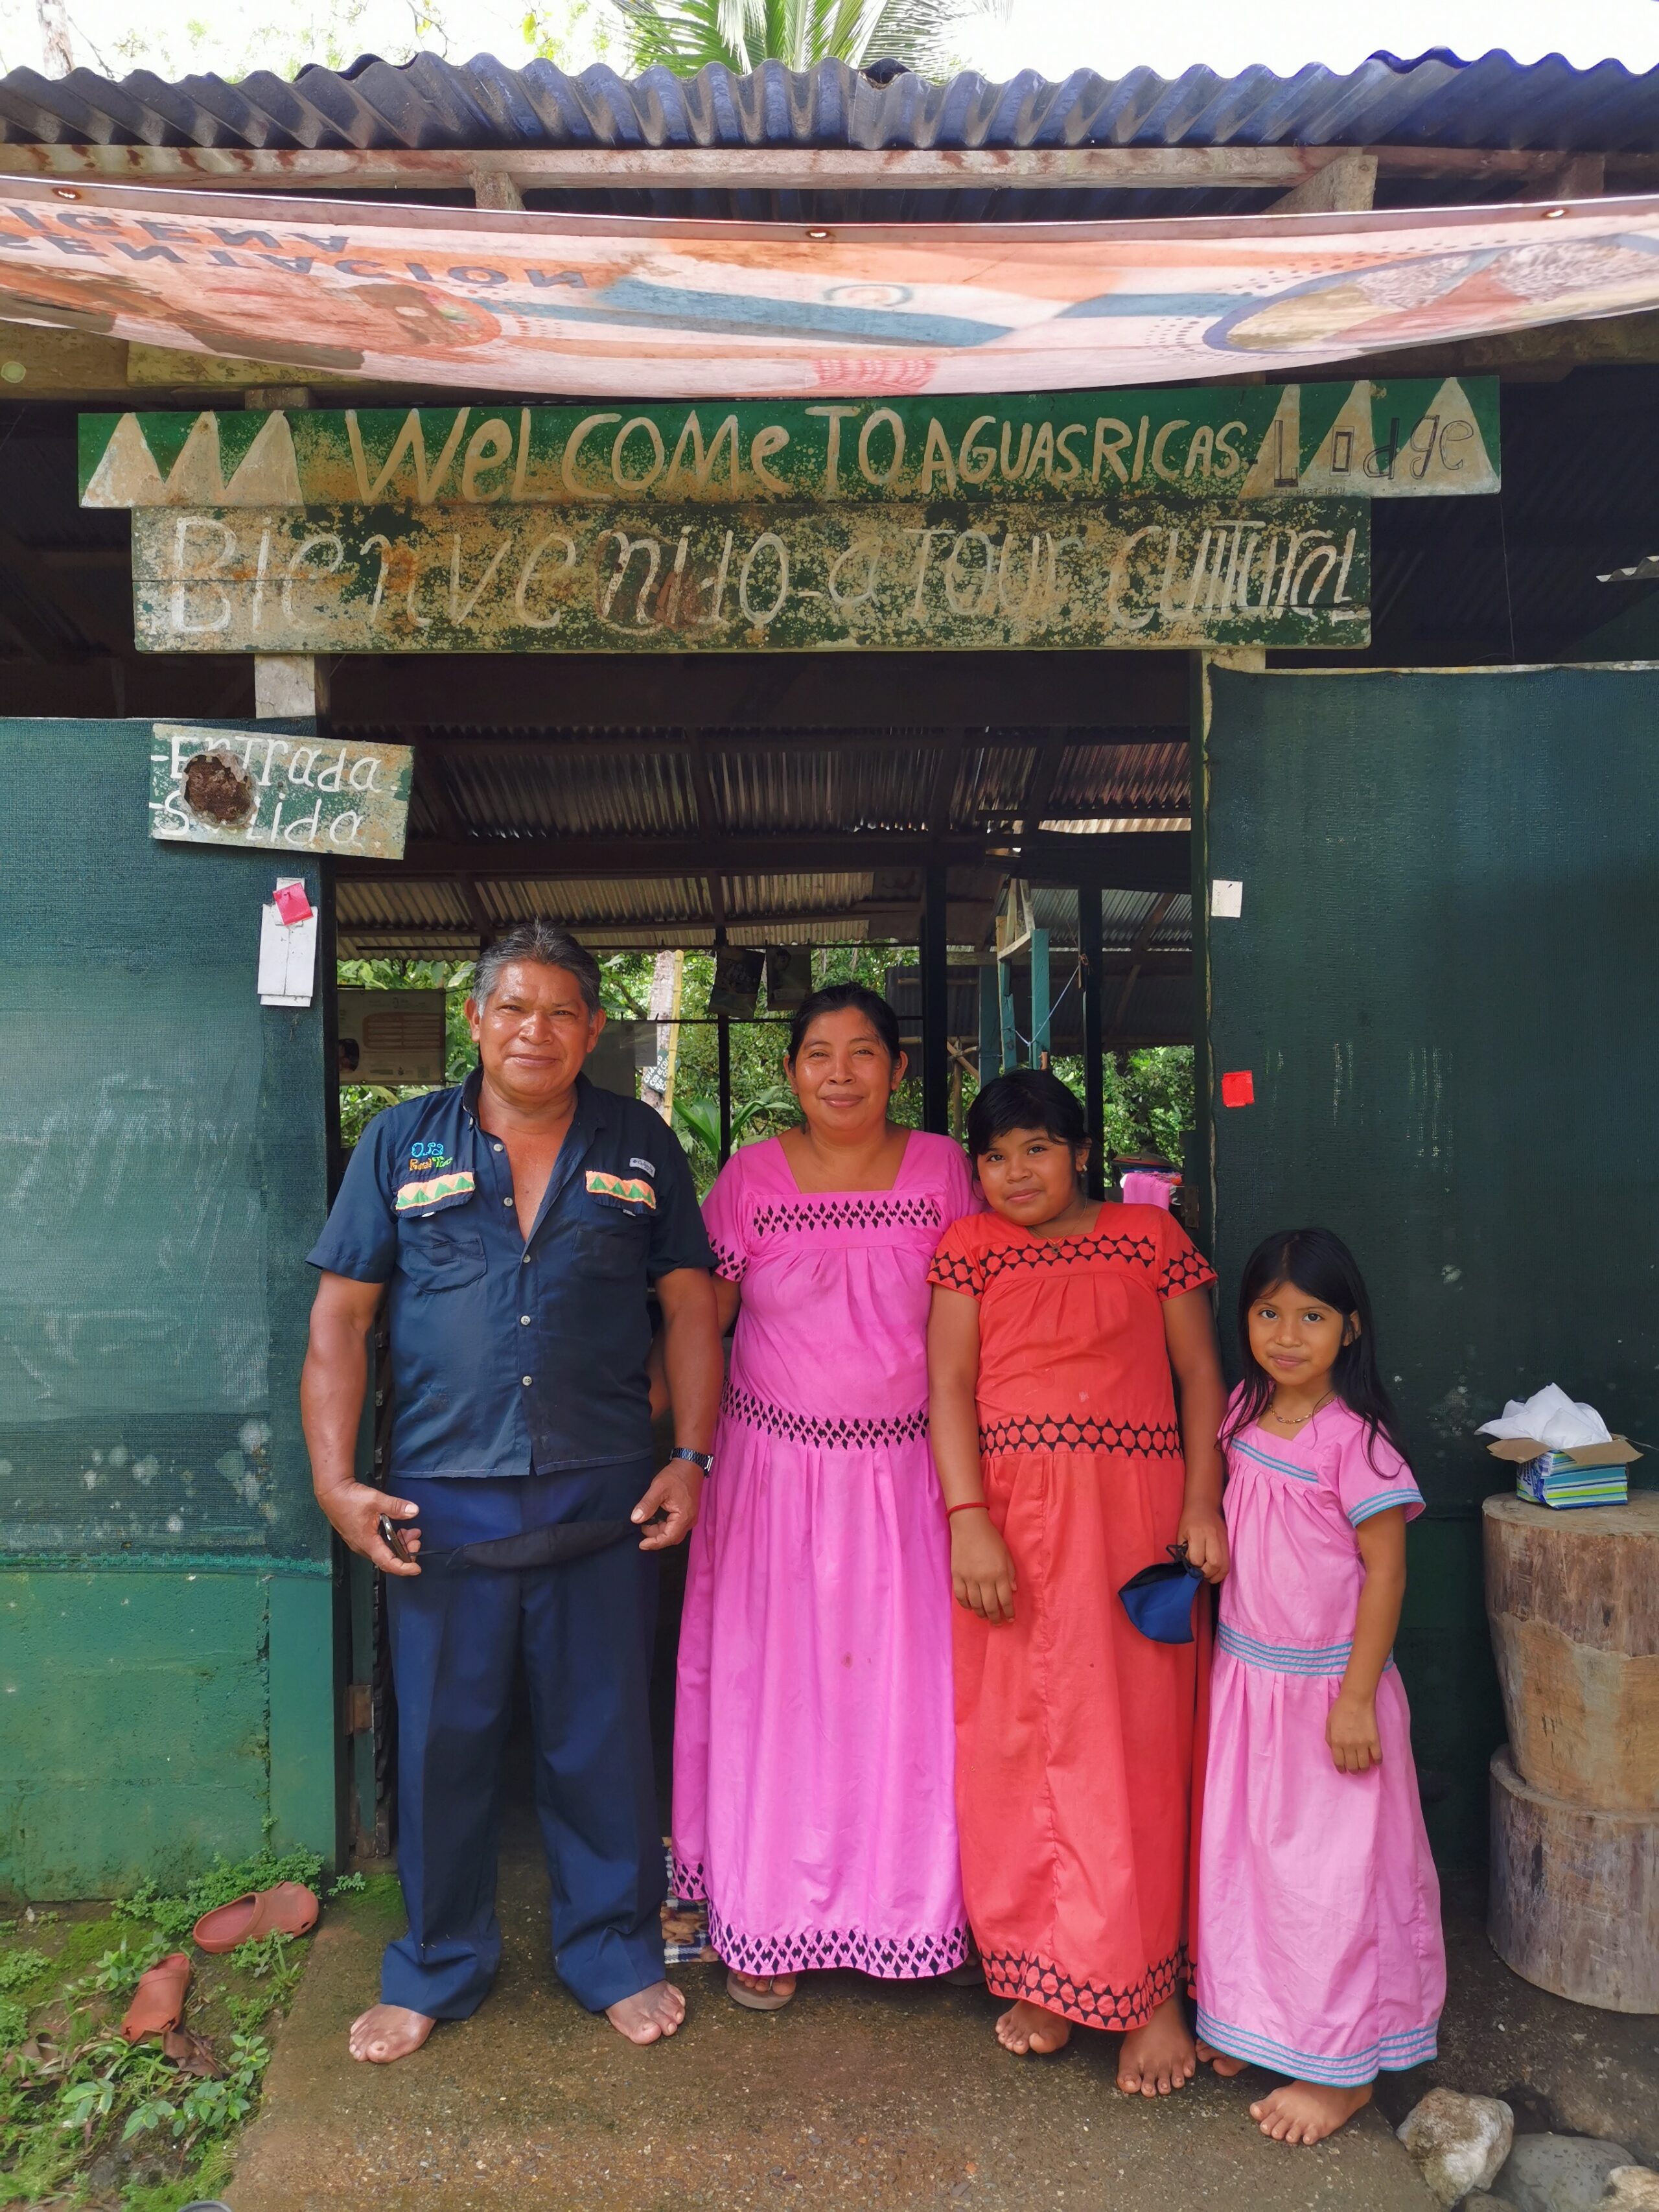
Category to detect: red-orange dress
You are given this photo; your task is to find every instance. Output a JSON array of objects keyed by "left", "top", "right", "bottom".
[{"left": 929, "top": 1202, "right": 1216, "bottom": 2031}]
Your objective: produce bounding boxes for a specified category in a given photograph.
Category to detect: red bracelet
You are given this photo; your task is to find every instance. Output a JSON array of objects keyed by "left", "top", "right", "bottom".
[{"left": 947, "top": 1500, "right": 989, "bottom": 1517}]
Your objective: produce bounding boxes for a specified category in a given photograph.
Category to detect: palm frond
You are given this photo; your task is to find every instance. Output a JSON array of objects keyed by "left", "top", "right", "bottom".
[{"left": 611, "top": 0, "right": 1004, "bottom": 76}]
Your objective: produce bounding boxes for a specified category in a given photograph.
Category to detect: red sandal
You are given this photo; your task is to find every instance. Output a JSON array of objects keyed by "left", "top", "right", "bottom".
[
  {"left": 191, "top": 1881, "right": 319, "bottom": 1955},
  {"left": 121, "top": 1953, "right": 191, "bottom": 2042}
]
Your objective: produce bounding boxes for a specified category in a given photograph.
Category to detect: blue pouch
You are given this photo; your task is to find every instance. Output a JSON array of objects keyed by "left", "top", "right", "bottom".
[{"left": 1119, "top": 1543, "right": 1203, "bottom": 1644}]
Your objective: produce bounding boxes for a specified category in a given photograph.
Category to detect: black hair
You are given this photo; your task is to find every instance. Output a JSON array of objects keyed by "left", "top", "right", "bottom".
[
  {"left": 785, "top": 982, "right": 903, "bottom": 1067},
  {"left": 1225, "top": 1227, "right": 1410, "bottom": 1475},
  {"left": 966, "top": 1067, "right": 1088, "bottom": 1159}
]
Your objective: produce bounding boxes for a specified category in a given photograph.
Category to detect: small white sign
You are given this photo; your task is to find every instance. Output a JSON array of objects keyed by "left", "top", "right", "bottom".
[
  {"left": 259, "top": 876, "right": 318, "bottom": 1006},
  {"left": 1211, "top": 879, "right": 1244, "bottom": 919}
]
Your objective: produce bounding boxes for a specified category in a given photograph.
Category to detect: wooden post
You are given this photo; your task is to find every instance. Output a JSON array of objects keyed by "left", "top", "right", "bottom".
[
  {"left": 1029, "top": 925, "right": 1050, "bottom": 1069},
  {"left": 1078, "top": 884, "right": 1106, "bottom": 1198},
  {"left": 978, "top": 962, "right": 999, "bottom": 1088},
  {"left": 470, "top": 169, "right": 526, "bottom": 210},
  {"left": 717, "top": 1014, "right": 732, "bottom": 1167},
  {"left": 997, "top": 959, "right": 1017, "bottom": 1074},
  {"left": 1489, "top": 1751, "right": 1658, "bottom": 2013},
  {"left": 921, "top": 864, "right": 949, "bottom": 1134}
]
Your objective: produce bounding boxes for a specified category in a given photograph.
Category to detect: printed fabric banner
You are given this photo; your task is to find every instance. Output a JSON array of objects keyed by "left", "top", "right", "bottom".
[{"left": 6, "top": 179, "right": 1659, "bottom": 394}]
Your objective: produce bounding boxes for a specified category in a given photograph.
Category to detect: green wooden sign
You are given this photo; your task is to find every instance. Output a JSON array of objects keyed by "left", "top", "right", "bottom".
[
  {"left": 131, "top": 496, "right": 1370, "bottom": 655},
  {"left": 82, "top": 378, "right": 1498, "bottom": 511},
  {"left": 150, "top": 723, "right": 413, "bottom": 857}
]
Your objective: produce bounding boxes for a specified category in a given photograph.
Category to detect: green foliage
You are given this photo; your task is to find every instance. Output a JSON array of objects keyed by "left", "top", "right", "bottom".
[
  {"left": 0, "top": 1951, "right": 48, "bottom": 1997},
  {"left": 1, "top": 1848, "right": 329, "bottom": 2205},
  {"left": 612, "top": 0, "right": 1005, "bottom": 77},
  {"left": 113, "top": 1848, "right": 323, "bottom": 1948}
]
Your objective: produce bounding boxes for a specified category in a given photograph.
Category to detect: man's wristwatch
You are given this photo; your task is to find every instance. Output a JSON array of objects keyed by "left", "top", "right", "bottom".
[{"left": 669, "top": 1447, "right": 714, "bottom": 1474}]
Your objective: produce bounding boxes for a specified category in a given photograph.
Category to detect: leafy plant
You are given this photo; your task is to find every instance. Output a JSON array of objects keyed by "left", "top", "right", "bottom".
[
  {"left": 671, "top": 1084, "right": 796, "bottom": 1167},
  {"left": 0, "top": 1949, "right": 49, "bottom": 1996},
  {"left": 612, "top": 0, "right": 1008, "bottom": 77}
]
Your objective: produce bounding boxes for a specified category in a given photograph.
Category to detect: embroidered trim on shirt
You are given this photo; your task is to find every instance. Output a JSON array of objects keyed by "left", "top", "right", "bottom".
[
  {"left": 979, "top": 1413, "right": 1183, "bottom": 1458},
  {"left": 929, "top": 1229, "right": 1214, "bottom": 1301},
  {"left": 981, "top": 1942, "right": 1185, "bottom": 2033},
  {"left": 394, "top": 1170, "right": 476, "bottom": 1213},
  {"left": 1349, "top": 1487, "right": 1421, "bottom": 1526},
  {"left": 751, "top": 1194, "right": 944, "bottom": 1238},
  {"left": 586, "top": 1170, "right": 655, "bottom": 1209},
  {"left": 1216, "top": 1620, "right": 1396, "bottom": 1677},
  {"left": 708, "top": 1237, "right": 745, "bottom": 1283},
  {"left": 721, "top": 1382, "right": 929, "bottom": 1449},
  {"left": 1194, "top": 2008, "right": 1438, "bottom": 2086},
  {"left": 1231, "top": 1436, "right": 1321, "bottom": 1485}
]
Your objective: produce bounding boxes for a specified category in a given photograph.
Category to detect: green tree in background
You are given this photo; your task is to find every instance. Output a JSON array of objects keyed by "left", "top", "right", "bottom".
[
  {"left": 336, "top": 949, "right": 1196, "bottom": 1199},
  {"left": 611, "top": 0, "right": 1005, "bottom": 76}
]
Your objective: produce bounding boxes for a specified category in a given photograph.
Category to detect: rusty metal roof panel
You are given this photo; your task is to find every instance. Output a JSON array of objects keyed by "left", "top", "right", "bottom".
[
  {"left": 5, "top": 51, "right": 1656, "bottom": 203},
  {"left": 1033, "top": 885, "right": 1193, "bottom": 949},
  {"left": 723, "top": 869, "right": 876, "bottom": 916},
  {"left": 426, "top": 744, "right": 699, "bottom": 840}
]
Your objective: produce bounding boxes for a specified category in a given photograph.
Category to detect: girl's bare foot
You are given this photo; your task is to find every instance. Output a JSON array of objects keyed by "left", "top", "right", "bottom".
[
  {"left": 607, "top": 1979, "right": 686, "bottom": 2044},
  {"left": 1250, "top": 2080, "right": 1371, "bottom": 2144},
  {"left": 1117, "top": 1996, "right": 1196, "bottom": 2095},
  {"left": 1196, "top": 2038, "right": 1248, "bottom": 2078},
  {"left": 995, "top": 1999, "right": 1072, "bottom": 2055},
  {"left": 349, "top": 2003, "right": 435, "bottom": 2063}
]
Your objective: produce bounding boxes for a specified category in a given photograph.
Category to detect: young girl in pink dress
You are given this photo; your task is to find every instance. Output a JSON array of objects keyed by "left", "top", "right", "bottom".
[
  {"left": 673, "top": 985, "right": 977, "bottom": 2009},
  {"left": 1196, "top": 1228, "right": 1444, "bottom": 2145}
]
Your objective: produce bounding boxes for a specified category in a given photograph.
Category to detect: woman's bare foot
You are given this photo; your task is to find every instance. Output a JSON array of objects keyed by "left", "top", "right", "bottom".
[
  {"left": 995, "top": 1999, "right": 1072, "bottom": 2055},
  {"left": 726, "top": 1969, "right": 798, "bottom": 2010},
  {"left": 1196, "top": 2039, "right": 1248, "bottom": 2078},
  {"left": 1250, "top": 2081, "right": 1371, "bottom": 2143},
  {"left": 1117, "top": 1996, "right": 1197, "bottom": 2095},
  {"left": 607, "top": 1979, "right": 686, "bottom": 2044},
  {"left": 349, "top": 2003, "right": 435, "bottom": 2063}
]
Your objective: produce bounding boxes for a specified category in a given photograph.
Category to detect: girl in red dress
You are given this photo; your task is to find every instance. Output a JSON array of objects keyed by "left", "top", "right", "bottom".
[{"left": 927, "top": 1070, "right": 1228, "bottom": 2091}]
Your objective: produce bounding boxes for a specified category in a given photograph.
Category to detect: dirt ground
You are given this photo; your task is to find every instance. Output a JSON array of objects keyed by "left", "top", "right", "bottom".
[{"left": 226, "top": 1803, "right": 1443, "bottom": 2212}]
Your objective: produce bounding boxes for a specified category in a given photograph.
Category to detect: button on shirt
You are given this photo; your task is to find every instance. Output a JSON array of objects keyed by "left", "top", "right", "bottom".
[{"left": 307, "top": 1070, "right": 713, "bottom": 1478}]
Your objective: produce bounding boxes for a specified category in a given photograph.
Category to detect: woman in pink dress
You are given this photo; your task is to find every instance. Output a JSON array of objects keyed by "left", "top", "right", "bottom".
[
  {"left": 673, "top": 984, "right": 977, "bottom": 2009},
  {"left": 1196, "top": 1228, "right": 1444, "bottom": 2145}
]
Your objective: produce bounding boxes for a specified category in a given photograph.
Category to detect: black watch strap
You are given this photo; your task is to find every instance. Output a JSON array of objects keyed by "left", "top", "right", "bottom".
[{"left": 670, "top": 1447, "right": 714, "bottom": 1474}]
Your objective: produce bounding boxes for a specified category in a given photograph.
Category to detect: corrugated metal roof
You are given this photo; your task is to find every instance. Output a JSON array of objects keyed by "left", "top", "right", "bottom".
[{"left": 3, "top": 51, "right": 1656, "bottom": 221}]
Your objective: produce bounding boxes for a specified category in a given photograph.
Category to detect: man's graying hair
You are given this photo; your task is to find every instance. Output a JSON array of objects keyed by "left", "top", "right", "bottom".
[{"left": 470, "top": 922, "right": 603, "bottom": 1016}]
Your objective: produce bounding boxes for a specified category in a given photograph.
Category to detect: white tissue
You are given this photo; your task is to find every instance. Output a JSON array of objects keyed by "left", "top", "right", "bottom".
[{"left": 1476, "top": 1383, "right": 1612, "bottom": 1449}]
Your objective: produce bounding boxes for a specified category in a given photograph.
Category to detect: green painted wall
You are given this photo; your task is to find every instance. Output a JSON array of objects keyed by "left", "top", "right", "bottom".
[
  {"left": 1199, "top": 665, "right": 1659, "bottom": 1869},
  {"left": 0, "top": 719, "right": 339, "bottom": 1899}
]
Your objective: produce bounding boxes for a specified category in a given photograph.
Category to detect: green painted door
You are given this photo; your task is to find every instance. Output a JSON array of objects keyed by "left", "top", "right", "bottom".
[
  {"left": 0, "top": 719, "right": 340, "bottom": 1898},
  {"left": 1197, "top": 664, "right": 1659, "bottom": 1869}
]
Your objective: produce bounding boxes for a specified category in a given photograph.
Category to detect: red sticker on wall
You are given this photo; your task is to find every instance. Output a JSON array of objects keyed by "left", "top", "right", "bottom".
[
  {"left": 273, "top": 881, "right": 313, "bottom": 926},
  {"left": 1220, "top": 1069, "right": 1255, "bottom": 1108}
]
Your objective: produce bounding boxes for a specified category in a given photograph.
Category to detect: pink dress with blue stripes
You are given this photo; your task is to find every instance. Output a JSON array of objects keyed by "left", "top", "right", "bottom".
[{"left": 1195, "top": 1400, "right": 1444, "bottom": 2086}]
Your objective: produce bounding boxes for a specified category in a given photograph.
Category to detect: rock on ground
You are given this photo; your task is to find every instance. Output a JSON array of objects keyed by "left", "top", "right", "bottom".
[
  {"left": 1397, "top": 2089, "right": 1515, "bottom": 2206},
  {"left": 1599, "top": 2171, "right": 1659, "bottom": 2212},
  {"left": 1494, "top": 2134, "right": 1635, "bottom": 2212}
]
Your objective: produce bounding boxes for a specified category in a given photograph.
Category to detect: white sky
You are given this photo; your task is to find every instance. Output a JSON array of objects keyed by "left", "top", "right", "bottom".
[{"left": 4, "top": 0, "right": 1659, "bottom": 84}]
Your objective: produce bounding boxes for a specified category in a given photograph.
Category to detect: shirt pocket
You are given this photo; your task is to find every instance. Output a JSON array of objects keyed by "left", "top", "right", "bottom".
[
  {"left": 397, "top": 1216, "right": 488, "bottom": 1292},
  {"left": 574, "top": 1198, "right": 651, "bottom": 1280}
]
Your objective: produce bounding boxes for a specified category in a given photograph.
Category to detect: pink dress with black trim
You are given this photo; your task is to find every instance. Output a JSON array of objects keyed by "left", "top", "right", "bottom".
[
  {"left": 671, "top": 1132, "right": 976, "bottom": 1978},
  {"left": 1196, "top": 1400, "right": 1444, "bottom": 2084}
]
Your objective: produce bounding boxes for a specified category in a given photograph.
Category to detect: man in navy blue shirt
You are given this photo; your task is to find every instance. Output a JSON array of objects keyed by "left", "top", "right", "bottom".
[{"left": 302, "top": 922, "right": 721, "bottom": 2061}]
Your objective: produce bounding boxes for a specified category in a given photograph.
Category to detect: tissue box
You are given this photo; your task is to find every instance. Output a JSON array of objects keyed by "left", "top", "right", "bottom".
[{"left": 1487, "top": 1435, "right": 1640, "bottom": 1509}]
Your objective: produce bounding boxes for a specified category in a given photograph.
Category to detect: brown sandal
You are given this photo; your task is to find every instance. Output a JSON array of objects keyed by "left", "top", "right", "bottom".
[
  {"left": 121, "top": 1953, "right": 191, "bottom": 2042},
  {"left": 192, "top": 1881, "right": 319, "bottom": 1955}
]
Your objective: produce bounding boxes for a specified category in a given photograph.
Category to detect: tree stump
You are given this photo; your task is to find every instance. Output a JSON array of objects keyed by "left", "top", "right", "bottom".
[
  {"left": 1482, "top": 1493, "right": 1659, "bottom": 1813},
  {"left": 1488, "top": 1750, "right": 1658, "bottom": 2012}
]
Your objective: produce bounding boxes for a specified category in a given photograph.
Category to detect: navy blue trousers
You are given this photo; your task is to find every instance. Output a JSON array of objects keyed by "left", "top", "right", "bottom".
[{"left": 381, "top": 1460, "right": 666, "bottom": 2018}]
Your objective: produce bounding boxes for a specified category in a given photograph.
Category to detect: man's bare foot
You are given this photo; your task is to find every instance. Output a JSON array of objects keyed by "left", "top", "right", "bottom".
[
  {"left": 1196, "top": 2038, "right": 1248, "bottom": 2078},
  {"left": 349, "top": 2003, "right": 435, "bottom": 2064},
  {"left": 1117, "top": 1995, "right": 1197, "bottom": 2095},
  {"left": 606, "top": 1979, "right": 686, "bottom": 2045},
  {"left": 995, "top": 1999, "right": 1072, "bottom": 2055},
  {"left": 1250, "top": 2080, "right": 1371, "bottom": 2144}
]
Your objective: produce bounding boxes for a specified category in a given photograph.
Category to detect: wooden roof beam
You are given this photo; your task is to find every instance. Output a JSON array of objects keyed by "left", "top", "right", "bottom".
[{"left": 0, "top": 143, "right": 1641, "bottom": 193}]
